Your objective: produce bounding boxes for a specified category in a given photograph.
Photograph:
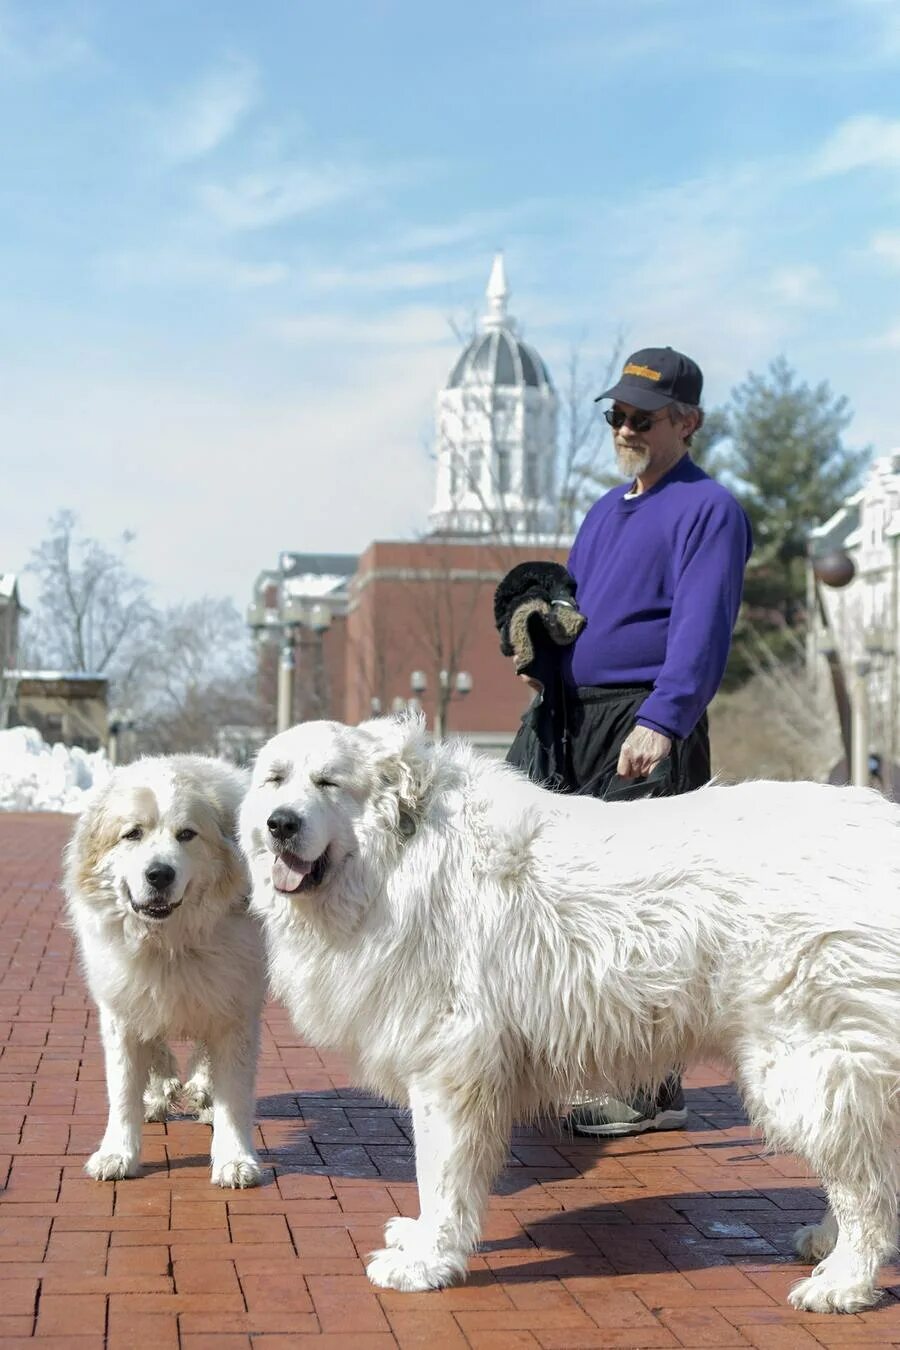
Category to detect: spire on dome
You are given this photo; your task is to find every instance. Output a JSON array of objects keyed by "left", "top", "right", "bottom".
[{"left": 482, "top": 252, "right": 514, "bottom": 331}]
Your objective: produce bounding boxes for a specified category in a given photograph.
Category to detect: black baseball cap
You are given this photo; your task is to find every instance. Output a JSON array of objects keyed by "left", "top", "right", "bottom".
[{"left": 595, "top": 346, "right": 703, "bottom": 411}]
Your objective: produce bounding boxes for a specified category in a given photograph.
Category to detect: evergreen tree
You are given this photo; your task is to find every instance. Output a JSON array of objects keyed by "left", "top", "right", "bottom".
[{"left": 724, "top": 357, "right": 867, "bottom": 624}]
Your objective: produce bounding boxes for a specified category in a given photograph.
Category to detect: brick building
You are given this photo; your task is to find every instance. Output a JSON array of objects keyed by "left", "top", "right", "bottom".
[{"left": 249, "top": 256, "right": 574, "bottom": 754}]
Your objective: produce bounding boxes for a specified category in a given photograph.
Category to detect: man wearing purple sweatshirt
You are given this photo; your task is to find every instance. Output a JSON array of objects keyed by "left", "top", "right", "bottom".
[{"left": 562, "top": 346, "right": 752, "bottom": 1135}]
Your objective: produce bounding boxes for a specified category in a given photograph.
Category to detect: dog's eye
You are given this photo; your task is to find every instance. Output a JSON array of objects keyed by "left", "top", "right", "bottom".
[
  {"left": 265, "top": 772, "right": 285, "bottom": 788},
  {"left": 122, "top": 826, "right": 143, "bottom": 842},
  {"left": 314, "top": 778, "right": 337, "bottom": 790},
  {"left": 176, "top": 828, "right": 197, "bottom": 843}
]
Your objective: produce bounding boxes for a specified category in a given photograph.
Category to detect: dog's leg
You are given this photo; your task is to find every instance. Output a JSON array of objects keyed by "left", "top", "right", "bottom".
[
  {"left": 789, "top": 1181, "right": 896, "bottom": 1314},
  {"left": 746, "top": 1044, "right": 897, "bottom": 1314},
  {"left": 206, "top": 1026, "right": 261, "bottom": 1189},
  {"left": 182, "top": 1044, "right": 214, "bottom": 1122},
  {"left": 86, "top": 1008, "right": 150, "bottom": 1181},
  {"left": 143, "top": 1041, "right": 182, "bottom": 1123},
  {"left": 367, "top": 1080, "right": 510, "bottom": 1292}
]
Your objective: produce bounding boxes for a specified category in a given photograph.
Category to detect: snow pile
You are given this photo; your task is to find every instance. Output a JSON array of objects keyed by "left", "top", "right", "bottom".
[{"left": 0, "top": 726, "right": 111, "bottom": 813}]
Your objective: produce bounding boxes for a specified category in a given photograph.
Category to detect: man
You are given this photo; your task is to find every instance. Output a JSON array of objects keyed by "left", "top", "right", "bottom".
[{"left": 509, "top": 345, "right": 752, "bottom": 1136}]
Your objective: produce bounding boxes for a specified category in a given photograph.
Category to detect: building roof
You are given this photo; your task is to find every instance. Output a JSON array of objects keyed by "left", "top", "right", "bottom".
[
  {"left": 445, "top": 254, "right": 553, "bottom": 392},
  {"left": 278, "top": 552, "right": 358, "bottom": 578},
  {"left": 808, "top": 493, "right": 863, "bottom": 557},
  {"left": 447, "top": 328, "right": 553, "bottom": 391}
]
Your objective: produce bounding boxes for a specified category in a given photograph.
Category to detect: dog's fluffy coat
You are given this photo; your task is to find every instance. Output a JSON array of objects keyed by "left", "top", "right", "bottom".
[
  {"left": 241, "top": 715, "right": 900, "bottom": 1312},
  {"left": 65, "top": 755, "right": 264, "bottom": 1188}
]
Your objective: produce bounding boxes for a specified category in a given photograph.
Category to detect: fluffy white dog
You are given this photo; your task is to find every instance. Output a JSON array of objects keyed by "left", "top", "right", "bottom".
[
  {"left": 65, "top": 754, "right": 265, "bottom": 1188},
  {"left": 240, "top": 715, "right": 900, "bottom": 1312}
]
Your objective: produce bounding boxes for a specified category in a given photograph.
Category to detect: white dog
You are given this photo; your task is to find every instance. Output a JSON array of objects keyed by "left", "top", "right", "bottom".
[
  {"left": 240, "top": 715, "right": 900, "bottom": 1313},
  {"left": 65, "top": 754, "right": 265, "bottom": 1188}
]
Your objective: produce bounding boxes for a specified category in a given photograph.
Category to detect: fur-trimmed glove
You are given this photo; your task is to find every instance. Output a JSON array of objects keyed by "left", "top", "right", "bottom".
[{"left": 493, "top": 561, "right": 586, "bottom": 677}]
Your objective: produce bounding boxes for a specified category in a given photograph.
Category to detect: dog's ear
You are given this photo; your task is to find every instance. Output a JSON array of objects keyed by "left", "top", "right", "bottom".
[
  {"left": 362, "top": 714, "right": 434, "bottom": 838},
  {"left": 63, "top": 780, "right": 121, "bottom": 898}
]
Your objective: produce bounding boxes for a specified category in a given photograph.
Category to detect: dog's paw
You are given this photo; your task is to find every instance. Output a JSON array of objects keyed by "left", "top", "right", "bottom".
[
  {"left": 794, "top": 1222, "right": 837, "bottom": 1264},
  {"left": 788, "top": 1273, "right": 881, "bottom": 1314},
  {"left": 181, "top": 1077, "right": 213, "bottom": 1120},
  {"left": 384, "top": 1216, "right": 422, "bottom": 1249},
  {"left": 85, "top": 1149, "right": 140, "bottom": 1181},
  {"left": 143, "top": 1076, "right": 183, "bottom": 1123},
  {"left": 212, "top": 1157, "right": 261, "bottom": 1189},
  {"left": 366, "top": 1241, "right": 466, "bottom": 1292}
]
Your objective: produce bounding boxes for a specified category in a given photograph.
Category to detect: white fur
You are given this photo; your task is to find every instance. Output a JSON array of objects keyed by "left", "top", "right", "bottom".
[
  {"left": 65, "top": 754, "right": 265, "bottom": 1188},
  {"left": 241, "top": 715, "right": 900, "bottom": 1311}
]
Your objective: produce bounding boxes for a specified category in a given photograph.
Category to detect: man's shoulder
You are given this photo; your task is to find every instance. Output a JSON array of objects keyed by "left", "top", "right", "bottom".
[{"left": 672, "top": 461, "right": 746, "bottom": 520}]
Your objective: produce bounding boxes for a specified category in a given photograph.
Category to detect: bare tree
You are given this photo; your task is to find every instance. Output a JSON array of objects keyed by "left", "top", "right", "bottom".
[
  {"left": 710, "top": 625, "right": 843, "bottom": 782},
  {"left": 400, "top": 543, "right": 497, "bottom": 737},
  {"left": 24, "top": 511, "right": 157, "bottom": 697},
  {"left": 433, "top": 336, "right": 623, "bottom": 551},
  {"left": 137, "top": 597, "right": 263, "bottom": 757},
  {"left": 392, "top": 336, "right": 624, "bottom": 731}
]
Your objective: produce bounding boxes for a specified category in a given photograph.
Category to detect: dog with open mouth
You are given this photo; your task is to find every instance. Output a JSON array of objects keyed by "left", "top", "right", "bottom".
[
  {"left": 242, "top": 713, "right": 900, "bottom": 1314},
  {"left": 64, "top": 754, "right": 265, "bottom": 1188}
]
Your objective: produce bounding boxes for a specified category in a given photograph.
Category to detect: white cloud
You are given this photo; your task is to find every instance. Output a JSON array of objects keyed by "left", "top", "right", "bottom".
[
  {"left": 153, "top": 58, "right": 259, "bottom": 163},
  {"left": 305, "top": 258, "right": 481, "bottom": 293},
  {"left": 197, "top": 162, "right": 371, "bottom": 231},
  {"left": 767, "top": 265, "right": 835, "bottom": 309},
  {"left": 265, "top": 305, "right": 454, "bottom": 351},
  {"left": 837, "top": 0, "right": 900, "bottom": 61},
  {"left": 810, "top": 114, "right": 900, "bottom": 177},
  {"left": 0, "top": 3, "right": 92, "bottom": 76},
  {"left": 873, "top": 322, "right": 900, "bottom": 349},
  {"left": 98, "top": 247, "right": 289, "bottom": 290},
  {"left": 0, "top": 339, "right": 452, "bottom": 608},
  {"left": 869, "top": 230, "right": 900, "bottom": 269}
]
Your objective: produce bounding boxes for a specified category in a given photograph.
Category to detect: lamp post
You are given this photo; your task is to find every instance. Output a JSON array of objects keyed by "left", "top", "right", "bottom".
[
  {"left": 107, "top": 708, "right": 136, "bottom": 766},
  {"left": 247, "top": 597, "right": 333, "bottom": 734},
  {"left": 409, "top": 669, "right": 427, "bottom": 716},
  {"left": 413, "top": 668, "right": 472, "bottom": 741},
  {"left": 307, "top": 602, "right": 332, "bottom": 720}
]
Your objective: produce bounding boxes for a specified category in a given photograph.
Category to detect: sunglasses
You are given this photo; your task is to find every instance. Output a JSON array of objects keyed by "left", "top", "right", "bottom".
[{"left": 604, "top": 407, "right": 670, "bottom": 434}]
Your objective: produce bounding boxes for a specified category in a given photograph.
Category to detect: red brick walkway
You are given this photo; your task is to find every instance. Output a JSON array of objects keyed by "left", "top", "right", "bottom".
[{"left": 2, "top": 813, "right": 899, "bottom": 1349}]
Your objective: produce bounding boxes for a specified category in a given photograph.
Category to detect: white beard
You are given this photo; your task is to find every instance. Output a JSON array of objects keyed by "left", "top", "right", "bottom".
[{"left": 615, "top": 445, "right": 651, "bottom": 480}]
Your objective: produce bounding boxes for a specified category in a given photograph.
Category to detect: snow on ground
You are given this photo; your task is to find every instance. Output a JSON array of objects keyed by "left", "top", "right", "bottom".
[{"left": 0, "top": 727, "right": 110, "bottom": 813}]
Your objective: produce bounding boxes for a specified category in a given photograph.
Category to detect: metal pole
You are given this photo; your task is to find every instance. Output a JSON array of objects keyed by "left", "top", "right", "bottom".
[
  {"left": 277, "top": 629, "right": 295, "bottom": 734},
  {"left": 805, "top": 552, "right": 818, "bottom": 691},
  {"left": 851, "top": 660, "right": 871, "bottom": 787},
  {"left": 889, "top": 534, "right": 899, "bottom": 783}
]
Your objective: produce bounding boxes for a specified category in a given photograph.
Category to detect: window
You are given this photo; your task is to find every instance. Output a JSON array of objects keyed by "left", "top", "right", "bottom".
[
  {"left": 495, "top": 446, "right": 511, "bottom": 493},
  {"left": 523, "top": 451, "right": 539, "bottom": 499},
  {"left": 467, "top": 446, "right": 484, "bottom": 493}
]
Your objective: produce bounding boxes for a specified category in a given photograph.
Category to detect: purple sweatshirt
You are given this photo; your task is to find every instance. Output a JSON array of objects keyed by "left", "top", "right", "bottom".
[{"left": 562, "top": 456, "right": 752, "bottom": 739}]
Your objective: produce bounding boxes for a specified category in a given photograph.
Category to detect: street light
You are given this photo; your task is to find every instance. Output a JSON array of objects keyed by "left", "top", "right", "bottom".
[
  {"left": 108, "top": 708, "right": 136, "bottom": 766},
  {"left": 247, "top": 597, "right": 332, "bottom": 734},
  {"left": 435, "top": 668, "right": 473, "bottom": 741}
]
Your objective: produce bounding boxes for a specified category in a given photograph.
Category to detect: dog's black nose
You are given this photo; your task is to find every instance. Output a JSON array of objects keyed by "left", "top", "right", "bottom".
[
  {"left": 144, "top": 862, "right": 176, "bottom": 891},
  {"left": 267, "top": 807, "right": 302, "bottom": 842}
]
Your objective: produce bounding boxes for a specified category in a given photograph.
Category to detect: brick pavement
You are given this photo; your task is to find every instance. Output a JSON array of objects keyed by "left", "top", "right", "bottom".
[{"left": 1, "top": 811, "right": 899, "bottom": 1349}]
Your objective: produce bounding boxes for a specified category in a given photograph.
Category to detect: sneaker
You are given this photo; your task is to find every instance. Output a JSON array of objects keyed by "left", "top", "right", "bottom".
[{"left": 566, "top": 1078, "right": 687, "bottom": 1137}]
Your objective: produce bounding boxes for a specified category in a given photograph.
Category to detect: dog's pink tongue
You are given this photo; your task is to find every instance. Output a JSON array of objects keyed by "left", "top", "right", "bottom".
[{"left": 272, "top": 855, "right": 313, "bottom": 893}]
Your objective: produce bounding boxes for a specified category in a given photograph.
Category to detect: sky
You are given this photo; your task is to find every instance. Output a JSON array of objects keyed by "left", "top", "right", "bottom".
[{"left": 2, "top": 0, "right": 900, "bottom": 608}]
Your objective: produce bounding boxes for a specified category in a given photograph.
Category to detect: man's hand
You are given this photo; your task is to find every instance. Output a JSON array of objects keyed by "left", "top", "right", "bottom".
[
  {"left": 518, "top": 674, "right": 543, "bottom": 693},
  {"left": 617, "top": 725, "right": 671, "bottom": 779}
]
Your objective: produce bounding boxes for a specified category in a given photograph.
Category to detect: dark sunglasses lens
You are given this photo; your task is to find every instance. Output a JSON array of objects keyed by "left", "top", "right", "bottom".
[{"left": 605, "top": 408, "right": 653, "bottom": 432}]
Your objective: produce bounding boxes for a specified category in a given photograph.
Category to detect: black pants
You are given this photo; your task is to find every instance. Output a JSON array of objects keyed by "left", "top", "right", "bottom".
[
  {"left": 507, "top": 683, "right": 709, "bottom": 1121},
  {"left": 507, "top": 682, "right": 711, "bottom": 802}
]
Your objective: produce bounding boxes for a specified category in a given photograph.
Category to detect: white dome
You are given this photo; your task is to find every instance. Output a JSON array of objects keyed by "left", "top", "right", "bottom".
[
  {"left": 446, "top": 328, "right": 553, "bottom": 391},
  {"left": 428, "top": 254, "right": 563, "bottom": 544}
]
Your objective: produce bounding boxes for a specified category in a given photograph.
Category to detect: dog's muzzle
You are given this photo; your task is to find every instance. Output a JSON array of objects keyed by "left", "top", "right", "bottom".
[
  {"left": 124, "top": 882, "right": 183, "bottom": 922},
  {"left": 271, "top": 847, "right": 330, "bottom": 895}
]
